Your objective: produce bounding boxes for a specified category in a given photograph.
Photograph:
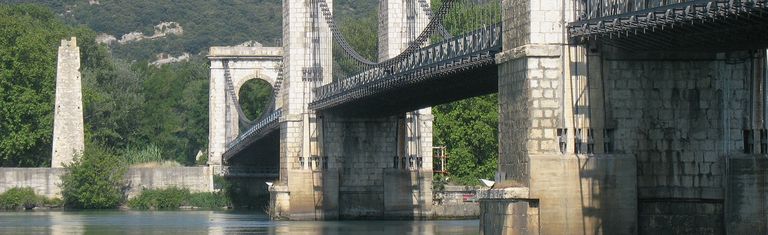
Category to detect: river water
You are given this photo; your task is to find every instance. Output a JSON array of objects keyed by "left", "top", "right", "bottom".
[{"left": 0, "top": 211, "right": 479, "bottom": 234}]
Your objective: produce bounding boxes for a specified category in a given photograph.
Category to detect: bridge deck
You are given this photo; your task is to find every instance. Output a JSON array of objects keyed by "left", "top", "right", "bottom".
[
  {"left": 310, "top": 24, "right": 503, "bottom": 116},
  {"left": 568, "top": 0, "right": 768, "bottom": 50},
  {"left": 223, "top": 109, "right": 282, "bottom": 163}
]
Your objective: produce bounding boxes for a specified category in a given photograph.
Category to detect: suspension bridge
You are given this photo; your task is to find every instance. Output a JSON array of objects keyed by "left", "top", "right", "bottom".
[{"left": 202, "top": 0, "right": 768, "bottom": 233}]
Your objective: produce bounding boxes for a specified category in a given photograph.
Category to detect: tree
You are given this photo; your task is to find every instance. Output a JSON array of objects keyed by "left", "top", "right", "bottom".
[
  {"left": 434, "top": 95, "right": 498, "bottom": 185},
  {"left": 0, "top": 4, "right": 99, "bottom": 166},
  {"left": 60, "top": 143, "right": 126, "bottom": 209},
  {"left": 134, "top": 60, "right": 210, "bottom": 164}
]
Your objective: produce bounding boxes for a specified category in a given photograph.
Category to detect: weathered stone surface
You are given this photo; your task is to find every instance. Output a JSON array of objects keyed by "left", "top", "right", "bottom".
[
  {"left": 52, "top": 37, "right": 84, "bottom": 168},
  {"left": 477, "top": 187, "right": 530, "bottom": 199},
  {"left": 480, "top": 199, "right": 540, "bottom": 235},
  {"left": 0, "top": 167, "right": 213, "bottom": 199}
]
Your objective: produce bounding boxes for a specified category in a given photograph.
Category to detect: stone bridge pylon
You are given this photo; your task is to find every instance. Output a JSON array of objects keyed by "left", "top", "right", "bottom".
[
  {"left": 207, "top": 46, "right": 282, "bottom": 169},
  {"left": 208, "top": 0, "right": 436, "bottom": 220}
]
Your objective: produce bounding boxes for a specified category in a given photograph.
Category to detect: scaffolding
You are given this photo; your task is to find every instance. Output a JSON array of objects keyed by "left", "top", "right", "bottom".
[{"left": 433, "top": 146, "right": 448, "bottom": 175}]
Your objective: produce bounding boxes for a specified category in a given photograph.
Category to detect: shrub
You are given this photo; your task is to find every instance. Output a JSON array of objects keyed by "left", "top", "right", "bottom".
[
  {"left": 122, "top": 144, "right": 163, "bottom": 165},
  {"left": 188, "top": 192, "right": 231, "bottom": 209},
  {"left": 128, "top": 187, "right": 231, "bottom": 210},
  {"left": 60, "top": 144, "right": 127, "bottom": 209},
  {"left": 128, "top": 187, "right": 189, "bottom": 210},
  {"left": 0, "top": 187, "right": 43, "bottom": 210}
]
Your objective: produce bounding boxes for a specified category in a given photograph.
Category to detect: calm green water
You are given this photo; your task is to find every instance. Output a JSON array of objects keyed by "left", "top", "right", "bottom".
[{"left": 0, "top": 211, "right": 479, "bottom": 234}]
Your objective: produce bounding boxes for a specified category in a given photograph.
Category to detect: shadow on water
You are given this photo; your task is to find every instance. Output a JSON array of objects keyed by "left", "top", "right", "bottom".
[{"left": 0, "top": 210, "right": 478, "bottom": 234}]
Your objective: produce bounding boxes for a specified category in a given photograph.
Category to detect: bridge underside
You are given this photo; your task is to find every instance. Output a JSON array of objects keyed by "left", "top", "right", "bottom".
[
  {"left": 569, "top": 0, "right": 768, "bottom": 51},
  {"left": 313, "top": 61, "right": 499, "bottom": 117},
  {"left": 224, "top": 128, "right": 279, "bottom": 167}
]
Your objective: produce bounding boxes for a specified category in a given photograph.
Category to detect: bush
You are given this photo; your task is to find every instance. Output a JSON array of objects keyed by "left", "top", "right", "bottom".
[
  {"left": 128, "top": 187, "right": 231, "bottom": 210},
  {"left": 188, "top": 192, "right": 231, "bottom": 209},
  {"left": 128, "top": 187, "right": 188, "bottom": 209},
  {"left": 122, "top": 144, "right": 163, "bottom": 165},
  {"left": 0, "top": 187, "right": 43, "bottom": 210},
  {"left": 60, "top": 144, "right": 127, "bottom": 209}
]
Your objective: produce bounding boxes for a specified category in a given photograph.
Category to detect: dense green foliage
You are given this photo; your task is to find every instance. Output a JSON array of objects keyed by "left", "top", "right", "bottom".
[
  {"left": 0, "top": 4, "right": 210, "bottom": 166},
  {"left": 121, "top": 144, "right": 163, "bottom": 165},
  {"left": 84, "top": 56, "right": 210, "bottom": 165},
  {"left": 434, "top": 95, "right": 498, "bottom": 185},
  {"left": 60, "top": 143, "right": 127, "bottom": 209},
  {"left": 0, "top": 187, "right": 59, "bottom": 210},
  {"left": 85, "top": 58, "right": 209, "bottom": 165},
  {"left": 332, "top": 12, "right": 378, "bottom": 80},
  {"left": 239, "top": 80, "right": 273, "bottom": 120},
  {"left": 0, "top": 4, "right": 100, "bottom": 166},
  {"left": 127, "top": 187, "right": 230, "bottom": 210}
]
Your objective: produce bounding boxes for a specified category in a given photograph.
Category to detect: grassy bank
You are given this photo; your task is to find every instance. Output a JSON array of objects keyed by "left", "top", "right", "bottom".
[
  {"left": 127, "top": 187, "right": 231, "bottom": 210},
  {"left": 0, "top": 187, "right": 61, "bottom": 210}
]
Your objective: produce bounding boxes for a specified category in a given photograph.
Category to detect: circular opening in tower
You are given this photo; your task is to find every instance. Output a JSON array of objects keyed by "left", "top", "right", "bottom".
[{"left": 238, "top": 79, "right": 274, "bottom": 121}]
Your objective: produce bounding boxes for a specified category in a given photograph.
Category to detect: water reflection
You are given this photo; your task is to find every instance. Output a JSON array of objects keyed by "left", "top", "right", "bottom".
[
  {"left": 51, "top": 212, "right": 83, "bottom": 235},
  {"left": 0, "top": 211, "right": 478, "bottom": 234}
]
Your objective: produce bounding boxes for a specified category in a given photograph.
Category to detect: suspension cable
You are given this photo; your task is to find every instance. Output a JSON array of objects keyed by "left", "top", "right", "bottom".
[
  {"left": 417, "top": 0, "right": 452, "bottom": 39},
  {"left": 316, "top": 0, "right": 457, "bottom": 68},
  {"left": 222, "top": 60, "right": 254, "bottom": 126}
]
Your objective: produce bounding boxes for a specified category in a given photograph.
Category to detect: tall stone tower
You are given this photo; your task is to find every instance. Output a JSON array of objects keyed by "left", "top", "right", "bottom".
[
  {"left": 274, "top": 0, "right": 336, "bottom": 220},
  {"left": 378, "top": 0, "right": 433, "bottom": 170},
  {"left": 51, "top": 37, "right": 84, "bottom": 168}
]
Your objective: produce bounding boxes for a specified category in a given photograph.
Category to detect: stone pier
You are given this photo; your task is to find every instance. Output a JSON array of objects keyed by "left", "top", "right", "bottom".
[
  {"left": 267, "top": 0, "right": 436, "bottom": 220},
  {"left": 483, "top": 0, "right": 768, "bottom": 233},
  {"left": 51, "top": 37, "right": 84, "bottom": 168}
]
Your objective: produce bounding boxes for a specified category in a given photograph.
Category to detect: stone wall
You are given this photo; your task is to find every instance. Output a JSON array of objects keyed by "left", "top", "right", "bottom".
[
  {"left": 0, "top": 168, "right": 65, "bottom": 198},
  {"left": 432, "top": 185, "right": 481, "bottom": 218},
  {"left": 599, "top": 49, "right": 762, "bottom": 234},
  {"left": 124, "top": 167, "right": 213, "bottom": 198},
  {"left": 529, "top": 154, "right": 637, "bottom": 234},
  {"left": 602, "top": 51, "right": 736, "bottom": 201},
  {"left": 726, "top": 155, "right": 768, "bottom": 234},
  {"left": 0, "top": 167, "right": 212, "bottom": 199},
  {"left": 322, "top": 115, "right": 433, "bottom": 218}
]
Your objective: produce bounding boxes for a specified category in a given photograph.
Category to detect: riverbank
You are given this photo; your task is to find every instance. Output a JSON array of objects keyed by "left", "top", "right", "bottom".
[{"left": 0, "top": 167, "right": 213, "bottom": 199}]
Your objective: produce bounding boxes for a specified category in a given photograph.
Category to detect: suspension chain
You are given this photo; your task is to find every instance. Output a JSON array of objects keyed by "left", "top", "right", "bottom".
[
  {"left": 255, "top": 62, "right": 284, "bottom": 122},
  {"left": 417, "top": 0, "right": 452, "bottom": 39},
  {"left": 317, "top": 0, "right": 377, "bottom": 66},
  {"left": 222, "top": 60, "right": 253, "bottom": 126},
  {"left": 316, "top": 0, "right": 457, "bottom": 68}
]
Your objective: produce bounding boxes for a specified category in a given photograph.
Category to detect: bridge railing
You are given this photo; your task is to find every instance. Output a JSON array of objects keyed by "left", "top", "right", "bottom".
[
  {"left": 575, "top": 0, "right": 765, "bottom": 22},
  {"left": 570, "top": 0, "right": 768, "bottom": 40},
  {"left": 226, "top": 108, "right": 282, "bottom": 150},
  {"left": 313, "top": 23, "right": 502, "bottom": 103}
]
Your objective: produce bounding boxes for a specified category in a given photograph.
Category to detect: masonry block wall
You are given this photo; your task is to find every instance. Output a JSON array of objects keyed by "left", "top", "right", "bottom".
[
  {"left": 321, "top": 114, "right": 432, "bottom": 218},
  {"left": 52, "top": 37, "right": 84, "bottom": 168},
  {"left": 727, "top": 155, "right": 768, "bottom": 234},
  {"left": 488, "top": 0, "right": 638, "bottom": 233},
  {"left": 0, "top": 167, "right": 212, "bottom": 199},
  {"left": 599, "top": 48, "right": 766, "bottom": 234}
]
